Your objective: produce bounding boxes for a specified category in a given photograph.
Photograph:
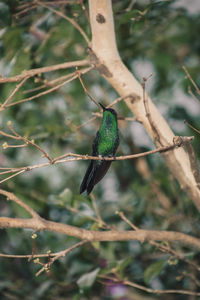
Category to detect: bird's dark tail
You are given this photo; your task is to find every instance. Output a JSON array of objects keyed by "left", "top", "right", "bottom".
[
  {"left": 85, "top": 167, "right": 96, "bottom": 194},
  {"left": 80, "top": 160, "right": 94, "bottom": 194}
]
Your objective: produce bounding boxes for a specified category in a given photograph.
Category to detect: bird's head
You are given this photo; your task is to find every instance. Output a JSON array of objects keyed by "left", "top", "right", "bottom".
[{"left": 99, "top": 103, "right": 117, "bottom": 116}]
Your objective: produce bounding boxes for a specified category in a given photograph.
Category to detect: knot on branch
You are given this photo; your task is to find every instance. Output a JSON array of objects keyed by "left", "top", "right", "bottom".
[
  {"left": 86, "top": 47, "right": 112, "bottom": 78},
  {"left": 173, "top": 136, "right": 194, "bottom": 148},
  {"left": 173, "top": 136, "right": 183, "bottom": 147}
]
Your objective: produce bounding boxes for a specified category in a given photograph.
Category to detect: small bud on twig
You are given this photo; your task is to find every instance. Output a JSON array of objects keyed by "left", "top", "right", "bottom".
[{"left": 2, "top": 142, "right": 8, "bottom": 149}]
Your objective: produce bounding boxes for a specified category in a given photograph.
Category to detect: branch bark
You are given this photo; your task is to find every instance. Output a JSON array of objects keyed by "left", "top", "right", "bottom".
[
  {"left": 88, "top": 0, "right": 200, "bottom": 210},
  {"left": 1, "top": 189, "right": 200, "bottom": 256},
  {"left": 1, "top": 216, "right": 200, "bottom": 250},
  {"left": 0, "top": 59, "right": 89, "bottom": 83},
  {"left": 0, "top": 136, "right": 193, "bottom": 184}
]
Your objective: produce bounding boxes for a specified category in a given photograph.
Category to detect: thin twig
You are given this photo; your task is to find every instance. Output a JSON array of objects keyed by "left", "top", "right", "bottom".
[
  {"left": 0, "top": 136, "right": 194, "bottom": 184},
  {"left": 5, "top": 67, "right": 93, "bottom": 108},
  {"left": 37, "top": 0, "right": 90, "bottom": 45},
  {"left": 1, "top": 123, "right": 52, "bottom": 162},
  {"left": 99, "top": 275, "right": 200, "bottom": 296},
  {"left": 0, "top": 189, "right": 40, "bottom": 219},
  {"left": 65, "top": 204, "right": 113, "bottom": 230},
  {"left": 0, "top": 77, "right": 30, "bottom": 111},
  {"left": 184, "top": 141, "right": 200, "bottom": 188},
  {"left": 142, "top": 75, "right": 162, "bottom": 146},
  {"left": 24, "top": 72, "right": 77, "bottom": 94},
  {"left": 184, "top": 120, "right": 200, "bottom": 135},
  {"left": 117, "top": 211, "right": 200, "bottom": 272},
  {"left": 90, "top": 193, "right": 105, "bottom": 226},
  {"left": 76, "top": 67, "right": 100, "bottom": 108},
  {"left": 78, "top": 0, "right": 90, "bottom": 21},
  {"left": 35, "top": 240, "right": 88, "bottom": 277},
  {"left": 182, "top": 66, "right": 200, "bottom": 96},
  {"left": 0, "top": 170, "right": 25, "bottom": 184},
  {"left": 0, "top": 59, "right": 89, "bottom": 83},
  {"left": 188, "top": 85, "right": 200, "bottom": 102}
]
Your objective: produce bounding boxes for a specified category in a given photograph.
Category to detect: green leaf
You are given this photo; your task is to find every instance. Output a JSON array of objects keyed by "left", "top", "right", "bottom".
[
  {"left": 119, "top": 10, "right": 141, "bottom": 24},
  {"left": 0, "top": 3, "right": 11, "bottom": 28},
  {"left": 77, "top": 268, "right": 100, "bottom": 290},
  {"left": 144, "top": 260, "right": 166, "bottom": 284},
  {"left": 116, "top": 257, "right": 133, "bottom": 277},
  {"left": 2, "top": 27, "right": 23, "bottom": 60},
  {"left": 91, "top": 241, "right": 100, "bottom": 250},
  {"left": 11, "top": 49, "right": 32, "bottom": 76},
  {"left": 59, "top": 188, "right": 73, "bottom": 204}
]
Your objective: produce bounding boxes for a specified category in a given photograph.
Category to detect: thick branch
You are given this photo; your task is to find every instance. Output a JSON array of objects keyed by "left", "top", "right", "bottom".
[
  {"left": 88, "top": 0, "right": 200, "bottom": 210},
  {"left": 0, "top": 217, "right": 200, "bottom": 250}
]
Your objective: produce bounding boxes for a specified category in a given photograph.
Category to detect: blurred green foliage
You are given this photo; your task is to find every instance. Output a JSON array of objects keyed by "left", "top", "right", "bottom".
[{"left": 0, "top": 0, "right": 200, "bottom": 299}]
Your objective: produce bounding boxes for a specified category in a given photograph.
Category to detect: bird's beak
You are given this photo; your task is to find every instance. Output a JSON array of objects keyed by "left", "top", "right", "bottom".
[{"left": 99, "top": 103, "right": 106, "bottom": 111}]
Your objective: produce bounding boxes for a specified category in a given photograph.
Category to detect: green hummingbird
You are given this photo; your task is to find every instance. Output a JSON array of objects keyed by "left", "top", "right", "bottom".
[{"left": 80, "top": 103, "right": 119, "bottom": 195}]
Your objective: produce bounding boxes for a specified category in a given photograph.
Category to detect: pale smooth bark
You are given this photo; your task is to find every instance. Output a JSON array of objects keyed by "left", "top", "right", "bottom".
[{"left": 88, "top": 0, "right": 200, "bottom": 210}]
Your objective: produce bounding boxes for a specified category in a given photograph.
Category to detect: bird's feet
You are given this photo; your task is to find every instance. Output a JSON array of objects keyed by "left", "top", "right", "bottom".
[
  {"left": 98, "top": 154, "right": 104, "bottom": 161},
  {"left": 108, "top": 154, "right": 116, "bottom": 161}
]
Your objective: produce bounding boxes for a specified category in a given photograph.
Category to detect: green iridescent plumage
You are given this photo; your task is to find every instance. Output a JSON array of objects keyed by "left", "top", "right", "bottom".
[{"left": 80, "top": 103, "right": 119, "bottom": 195}]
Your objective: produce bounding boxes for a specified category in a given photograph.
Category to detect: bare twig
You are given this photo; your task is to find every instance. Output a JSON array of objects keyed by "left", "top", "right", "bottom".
[
  {"left": 184, "top": 141, "right": 200, "bottom": 188},
  {"left": 15, "top": 2, "right": 37, "bottom": 17},
  {"left": 90, "top": 193, "right": 105, "bottom": 227},
  {"left": 188, "top": 85, "right": 200, "bottom": 102},
  {"left": 65, "top": 205, "right": 112, "bottom": 229},
  {"left": 1, "top": 123, "right": 52, "bottom": 162},
  {"left": 142, "top": 76, "right": 162, "bottom": 145},
  {"left": 78, "top": 0, "right": 90, "bottom": 22},
  {"left": 0, "top": 77, "right": 30, "bottom": 111},
  {"left": 37, "top": 0, "right": 90, "bottom": 45},
  {"left": 183, "top": 66, "right": 200, "bottom": 96},
  {"left": 125, "top": 0, "right": 136, "bottom": 11},
  {"left": 99, "top": 275, "right": 200, "bottom": 296},
  {"left": 4, "top": 67, "right": 92, "bottom": 108},
  {"left": 0, "top": 136, "right": 194, "bottom": 184},
  {"left": 0, "top": 59, "right": 89, "bottom": 83},
  {"left": 76, "top": 67, "right": 100, "bottom": 108},
  {"left": 117, "top": 211, "right": 200, "bottom": 272},
  {"left": 0, "top": 189, "right": 40, "bottom": 219},
  {"left": 24, "top": 71, "right": 78, "bottom": 94},
  {"left": 0, "top": 170, "right": 26, "bottom": 183},
  {"left": 35, "top": 240, "right": 88, "bottom": 277},
  {"left": 184, "top": 120, "right": 200, "bottom": 135}
]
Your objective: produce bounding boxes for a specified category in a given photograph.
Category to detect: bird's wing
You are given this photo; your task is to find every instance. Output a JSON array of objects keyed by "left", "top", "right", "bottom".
[
  {"left": 80, "top": 131, "right": 100, "bottom": 194},
  {"left": 86, "top": 161, "right": 112, "bottom": 194},
  {"left": 93, "top": 161, "right": 112, "bottom": 185},
  {"left": 79, "top": 160, "right": 94, "bottom": 194},
  {"left": 92, "top": 131, "right": 100, "bottom": 155}
]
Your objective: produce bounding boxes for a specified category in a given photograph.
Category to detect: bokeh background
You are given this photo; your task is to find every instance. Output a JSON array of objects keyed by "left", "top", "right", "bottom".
[{"left": 0, "top": 0, "right": 200, "bottom": 299}]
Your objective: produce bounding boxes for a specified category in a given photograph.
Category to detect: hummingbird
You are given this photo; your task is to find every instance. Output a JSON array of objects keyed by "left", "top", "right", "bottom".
[{"left": 80, "top": 103, "right": 119, "bottom": 195}]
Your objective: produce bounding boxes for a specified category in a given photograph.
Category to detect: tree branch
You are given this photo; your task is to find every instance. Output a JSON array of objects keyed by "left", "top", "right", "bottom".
[
  {"left": 37, "top": 0, "right": 90, "bottom": 45},
  {"left": 3, "top": 67, "right": 93, "bottom": 108},
  {"left": 0, "top": 216, "right": 200, "bottom": 250},
  {"left": 0, "top": 136, "right": 193, "bottom": 184},
  {"left": 100, "top": 275, "right": 200, "bottom": 297},
  {"left": 0, "top": 187, "right": 199, "bottom": 250},
  {"left": 0, "top": 59, "right": 89, "bottom": 83}
]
